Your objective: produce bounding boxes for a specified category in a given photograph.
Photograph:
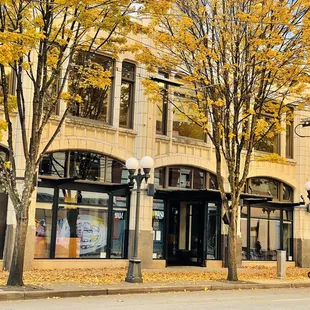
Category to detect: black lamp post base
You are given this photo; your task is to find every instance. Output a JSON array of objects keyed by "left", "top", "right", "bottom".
[{"left": 125, "top": 258, "right": 143, "bottom": 283}]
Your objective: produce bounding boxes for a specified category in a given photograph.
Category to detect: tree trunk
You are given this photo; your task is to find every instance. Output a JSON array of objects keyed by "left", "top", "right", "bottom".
[
  {"left": 7, "top": 214, "right": 29, "bottom": 286},
  {"left": 227, "top": 200, "right": 238, "bottom": 281}
]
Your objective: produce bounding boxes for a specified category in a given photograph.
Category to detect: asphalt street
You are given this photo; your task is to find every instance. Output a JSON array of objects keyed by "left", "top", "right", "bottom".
[{"left": 0, "top": 288, "right": 310, "bottom": 310}]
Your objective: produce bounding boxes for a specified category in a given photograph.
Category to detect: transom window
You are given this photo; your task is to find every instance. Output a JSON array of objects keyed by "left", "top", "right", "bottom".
[
  {"left": 154, "top": 166, "right": 218, "bottom": 190},
  {"left": 247, "top": 177, "right": 293, "bottom": 202},
  {"left": 39, "top": 151, "right": 127, "bottom": 183}
]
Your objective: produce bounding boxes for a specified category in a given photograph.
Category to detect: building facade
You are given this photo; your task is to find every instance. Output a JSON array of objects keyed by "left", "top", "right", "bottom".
[{"left": 1, "top": 34, "right": 310, "bottom": 270}]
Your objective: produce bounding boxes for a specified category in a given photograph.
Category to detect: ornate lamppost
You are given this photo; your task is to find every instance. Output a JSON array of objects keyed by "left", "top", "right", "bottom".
[{"left": 125, "top": 156, "right": 154, "bottom": 283}]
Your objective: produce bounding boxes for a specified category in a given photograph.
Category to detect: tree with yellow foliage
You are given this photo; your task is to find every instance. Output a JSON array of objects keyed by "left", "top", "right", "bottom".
[
  {"left": 138, "top": 0, "right": 310, "bottom": 281},
  {"left": 0, "top": 0, "right": 137, "bottom": 286}
]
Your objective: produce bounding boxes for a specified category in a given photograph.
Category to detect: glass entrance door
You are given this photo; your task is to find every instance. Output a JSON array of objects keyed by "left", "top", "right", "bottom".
[{"left": 167, "top": 202, "right": 205, "bottom": 266}]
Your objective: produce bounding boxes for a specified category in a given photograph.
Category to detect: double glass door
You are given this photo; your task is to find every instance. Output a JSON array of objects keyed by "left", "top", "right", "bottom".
[{"left": 167, "top": 202, "right": 205, "bottom": 266}]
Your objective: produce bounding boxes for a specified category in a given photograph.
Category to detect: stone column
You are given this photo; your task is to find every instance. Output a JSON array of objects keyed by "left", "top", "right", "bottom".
[{"left": 127, "top": 51, "right": 156, "bottom": 268}]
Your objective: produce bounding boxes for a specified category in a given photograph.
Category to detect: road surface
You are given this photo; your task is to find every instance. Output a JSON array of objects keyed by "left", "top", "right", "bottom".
[{"left": 1, "top": 287, "right": 310, "bottom": 309}]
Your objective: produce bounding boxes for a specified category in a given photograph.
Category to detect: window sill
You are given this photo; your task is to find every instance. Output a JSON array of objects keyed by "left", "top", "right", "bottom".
[
  {"left": 118, "top": 127, "right": 137, "bottom": 136},
  {"left": 156, "top": 134, "right": 170, "bottom": 142},
  {"left": 66, "top": 116, "right": 117, "bottom": 132},
  {"left": 172, "top": 136, "right": 208, "bottom": 147}
]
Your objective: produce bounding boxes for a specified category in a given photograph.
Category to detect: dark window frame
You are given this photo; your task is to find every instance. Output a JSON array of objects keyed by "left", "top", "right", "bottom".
[
  {"left": 119, "top": 61, "right": 135, "bottom": 129},
  {"left": 35, "top": 185, "right": 130, "bottom": 260},
  {"left": 247, "top": 177, "right": 293, "bottom": 202},
  {"left": 154, "top": 166, "right": 218, "bottom": 190},
  {"left": 286, "top": 109, "right": 294, "bottom": 159},
  {"left": 69, "top": 51, "right": 115, "bottom": 124},
  {"left": 156, "top": 72, "right": 169, "bottom": 135}
]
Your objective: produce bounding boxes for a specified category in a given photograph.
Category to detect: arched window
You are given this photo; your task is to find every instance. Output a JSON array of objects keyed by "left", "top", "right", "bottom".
[
  {"left": 154, "top": 166, "right": 218, "bottom": 190},
  {"left": 39, "top": 150, "right": 126, "bottom": 183},
  {"left": 247, "top": 177, "right": 293, "bottom": 202}
]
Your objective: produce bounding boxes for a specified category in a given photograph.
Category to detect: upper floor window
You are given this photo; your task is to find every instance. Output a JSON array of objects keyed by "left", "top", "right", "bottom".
[
  {"left": 69, "top": 52, "right": 114, "bottom": 123},
  {"left": 156, "top": 72, "right": 168, "bottom": 135},
  {"left": 255, "top": 115, "right": 280, "bottom": 154},
  {"left": 247, "top": 177, "right": 293, "bottom": 202},
  {"left": 119, "top": 62, "right": 135, "bottom": 129},
  {"left": 286, "top": 109, "right": 294, "bottom": 159},
  {"left": 173, "top": 76, "right": 205, "bottom": 141},
  {"left": 154, "top": 166, "right": 218, "bottom": 190},
  {"left": 39, "top": 150, "right": 127, "bottom": 183}
]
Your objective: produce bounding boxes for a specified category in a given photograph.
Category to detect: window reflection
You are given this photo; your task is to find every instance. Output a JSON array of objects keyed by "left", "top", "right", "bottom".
[
  {"left": 152, "top": 199, "right": 165, "bottom": 259},
  {"left": 39, "top": 151, "right": 125, "bottom": 183}
]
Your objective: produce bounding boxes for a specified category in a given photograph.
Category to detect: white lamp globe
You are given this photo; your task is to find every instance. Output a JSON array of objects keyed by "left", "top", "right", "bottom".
[
  {"left": 305, "top": 181, "right": 310, "bottom": 191},
  {"left": 140, "top": 156, "right": 154, "bottom": 169},
  {"left": 126, "top": 157, "right": 139, "bottom": 170}
]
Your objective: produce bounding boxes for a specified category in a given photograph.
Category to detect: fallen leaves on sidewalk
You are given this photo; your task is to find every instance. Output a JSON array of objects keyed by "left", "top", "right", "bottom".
[{"left": 0, "top": 266, "right": 308, "bottom": 286}]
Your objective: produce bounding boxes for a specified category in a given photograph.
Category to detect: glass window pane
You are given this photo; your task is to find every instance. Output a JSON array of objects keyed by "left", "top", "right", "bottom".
[
  {"left": 56, "top": 192, "right": 109, "bottom": 258},
  {"left": 241, "top": 218, "right": 248, "bottom": 260},
  {"left": 169, "top": 167, "right": 180, "bottom": 187},
  {"left": 35, "top": 208, "right": 52, "bottom": 258},
  {"left": 154, "top": 168, "right": 164, "bottom": 187},
  {"left": 156, "top": 73, "right": 168, "bottom": 135},
  {"left": 111, "top": 196, "right": 128, "bottom": 258},
  {"left": 106, "top": 158, "right": 124, "bottom": 183},
  {"left": 122, "top": 62, "right": 135, "bottom": 80},
  {"left": 250, "top": 207, "right": 280, "bottom": 220},
  {"left": 249, "top": 218, "right": 280, "bottom": 261},
  {"left": 193, "top": 169, "right": 204, "bottom": 189},
  {"left": 207, "top": 204, "right": 220, "bottom": 259},
  {"left": 119, "top": 81, "right": 133, "bottom": 128},
  {"left": 250, "top": 178, "right": 279, "bottom": 199},
  {"left": 283, "top": 221, "right": 293, "bottom": 260},
  {"left": 39, "top": 152, "right": 67, "bottom": 178},
  {"left": 209, "top": 174, "right": 218, "bottom": 190},
  {"left": 180, "top": 167, "right": 192, "bottom": 188},
  {"left": 283, "top": 184, "right": 293, "bottom": 201},
  {"left": 152, "top": 199, "right": 165, "bottom": 259},
  {"left": 69, "top": 52, "right": 113, "bottom": 123},
  {"left": 283, "top": 210, "right": 293, "bottom": 221}
]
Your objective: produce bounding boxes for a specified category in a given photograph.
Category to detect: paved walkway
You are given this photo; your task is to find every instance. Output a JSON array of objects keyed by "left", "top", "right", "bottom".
[{"left": 0, "top": 266, "right": 309, "bottom": 301}]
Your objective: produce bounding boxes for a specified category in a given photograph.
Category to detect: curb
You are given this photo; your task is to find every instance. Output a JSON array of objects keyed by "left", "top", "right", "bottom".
[{"left": 0, "top": 282, "right": 310, "bottom": 301}]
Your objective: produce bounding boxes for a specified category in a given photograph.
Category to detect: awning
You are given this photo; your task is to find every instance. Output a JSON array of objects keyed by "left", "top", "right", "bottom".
[{"left": 154, "top": 188, "right": 272, "bottom": 204}]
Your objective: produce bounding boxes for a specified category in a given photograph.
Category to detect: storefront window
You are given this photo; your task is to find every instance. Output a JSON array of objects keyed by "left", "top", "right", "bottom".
[
  {"left": 152, "top": 199, "right": 165, "bottom": 259},
  {"left": 111, "top": 196, "right": 127, "bottom": 258},
  {"left": 35, "top": 186, "right": 129, "bottom": 259},
  {"left": 250, "top": 218, "right": 280, "bottom": 261},
  {"left": 241, "top": 206, "right": 248, "bottom": 260},
  {"left": 241, "top": 206, "right": 293, "bottom": 261},
  {"left": 35, "top": 208, "right": 52, "bottom": 258},
  {"left": 206, "top": 204, "right": 220, "bottom": 259}
]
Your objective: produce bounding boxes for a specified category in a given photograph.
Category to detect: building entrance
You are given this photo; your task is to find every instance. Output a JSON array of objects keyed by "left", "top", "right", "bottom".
[{"left": 167, "top": 201, "right": 205, "bottom": 266}]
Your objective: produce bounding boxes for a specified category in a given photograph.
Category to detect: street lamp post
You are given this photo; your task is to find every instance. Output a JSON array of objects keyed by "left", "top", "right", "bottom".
[
  {"left": 305, "top": 182, "right": 310, "bottom": 200},
  {"left": 125, "top": 156, "right": 154, "bottom": 283}
]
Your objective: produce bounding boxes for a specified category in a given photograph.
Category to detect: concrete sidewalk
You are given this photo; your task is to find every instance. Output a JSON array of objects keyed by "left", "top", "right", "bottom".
[{"left": 1, "top": 278, "right": 310, "bottom": 301}]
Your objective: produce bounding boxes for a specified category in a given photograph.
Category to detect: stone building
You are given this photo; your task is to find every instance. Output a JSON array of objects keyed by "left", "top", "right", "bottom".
[{"left": 1, "top": 31, "right": 310, "bottom": 271}]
